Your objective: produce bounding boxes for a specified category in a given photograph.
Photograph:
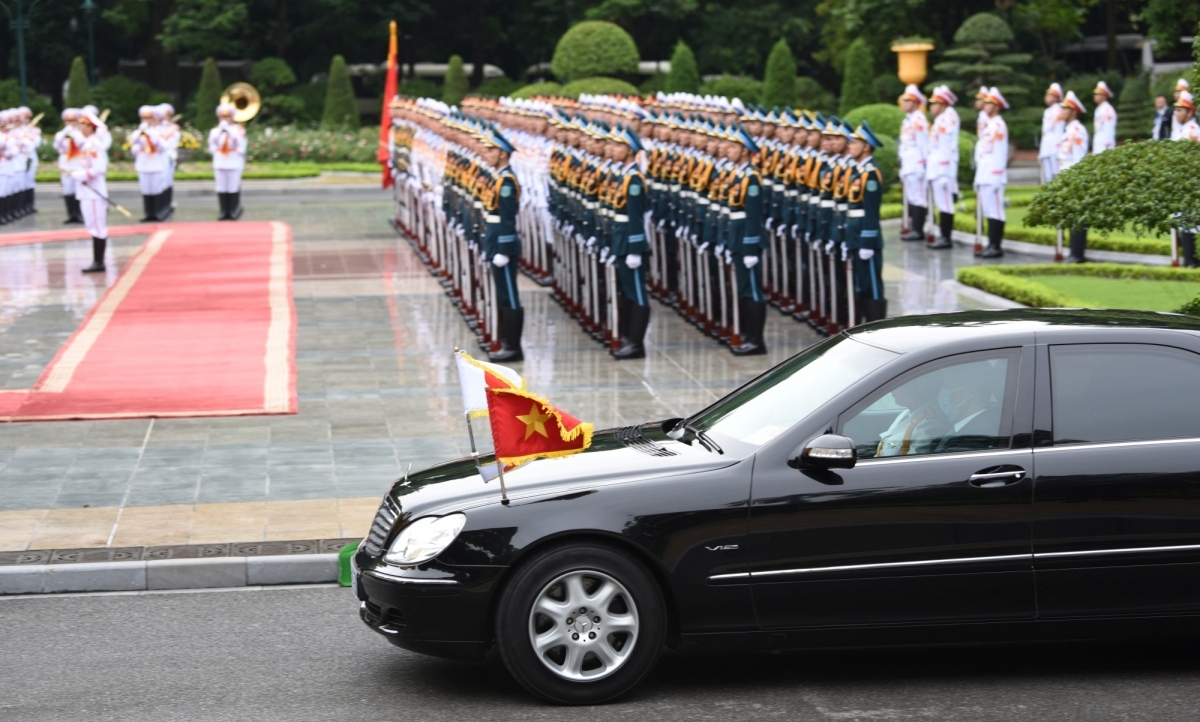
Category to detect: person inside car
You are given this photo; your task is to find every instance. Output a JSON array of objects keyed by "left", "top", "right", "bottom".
[
  {"left": 937, "top": 363, "right": 1004, "bottom": 452},
  {"left": 875, "top": 373, "right": 951, "bottom": 457}
]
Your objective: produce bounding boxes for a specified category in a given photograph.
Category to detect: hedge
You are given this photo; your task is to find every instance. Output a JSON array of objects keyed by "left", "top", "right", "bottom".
[
  {"left": 839, "top": 38, "right": 875, "bottom": 116},
  {"left": 551, "top": 21, "right": 639, "bottom": 82},
  {"left": 510, "top": 81, "right": 562, "bottom": 99},
  {"left": 842, "top": 103, "right": 905, "bottom": 138},
  {"left": 559, "top": 77, "right": 640, "bottom": 98},
  {"left": 958, "top": 263, "right": 1200, "bottom": 310},
  {"left": 699, "top": 75, "right": 761, "bottom": 105},
  {"left": 950, "top": 214, "right": 1173, "bottom": 256}
]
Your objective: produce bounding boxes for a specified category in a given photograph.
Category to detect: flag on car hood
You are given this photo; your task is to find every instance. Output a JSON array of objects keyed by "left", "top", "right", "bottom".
[
  {"left": 454, "top": 350, "right": 524, "bottom": 419},
  {"left": 486, "top": 386, "right": 593, "bottom": 466}
]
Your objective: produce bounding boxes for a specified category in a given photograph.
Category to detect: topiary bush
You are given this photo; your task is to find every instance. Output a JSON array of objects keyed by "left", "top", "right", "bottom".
[
  {"left": 871, "top": 133, "right": 899, "bottom": 183},
  {"left": 762, "top": 39, "right": 797, "bottom": 109},
  {"left": 398, "top": 77, "right": 440, "bottom": 99},
  {"left": 192, "top": 57, "right": 223, "bottom": 132},
  {"left": 1117, "top": 73, "right": 1152, "bottom": 141},
  {"left": 251, "top": 57, "right": 297, "bottom": 94},
  {"left": 66, "top": 56, "right": 91, "bottom": 108},
  {"left": 795, "top": 77, "right": 837, "bottom": 114},
  {"left": 559, "top": 76, "right": 640, "bottom": 98},
  {"left": 640, "top": 73, "right": 668, "bottom": 95},
  {"left": 931, "top": 12, "right": 1033, "bottom": 104},
  {"left": 842, "top": 103, "right": 906, "bottom": 137},
  {"left": 474, "top": 76, "right": 521, "bottom": 97},
  {"left": 1027, "top": 140, "right": 1200, "bottom": 236},
  {"left": 872, "top": 74, "right": 904, "bottom": 105},
  {"left": 699, "top": 75, "right": 761, "bottom": 105},
  {"left": 443, "top": 55, "right": 469, "bottom": 106},
  {"left": 1006, "top": 106, "right": 1044, "bottom": 149},
  {"left": 510, "top": 81, "right": 562, "bottom": 99},
  {"left": 666, "top": 41, "right": 700, "bottom": 94},
  {"left": 92, "top": 76, "right": 170, "bottom": 125},
  {"left": 839, "top": 38, "right": 876, "bottom": 115},
  {"left": 321, "top": 55, "right": 360, "bottom": 130},
  {"left": 551, "top": 21, "right": 639, "bottom": 82}
]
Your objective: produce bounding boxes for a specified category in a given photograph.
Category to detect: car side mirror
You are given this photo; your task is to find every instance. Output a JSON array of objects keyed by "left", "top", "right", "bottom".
[{"left": 790, "top": 434, "right": 857, "bottom": 470}]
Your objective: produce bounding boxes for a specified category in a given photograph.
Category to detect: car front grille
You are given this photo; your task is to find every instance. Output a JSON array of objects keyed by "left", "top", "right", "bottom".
[{"left": 362, "top": 495, "right": 401, "bottom": 556}]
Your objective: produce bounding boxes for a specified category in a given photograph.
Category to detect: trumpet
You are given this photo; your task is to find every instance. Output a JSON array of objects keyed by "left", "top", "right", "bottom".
[{"left": 220, "top": 82, "right": 261, "bottom": 123}]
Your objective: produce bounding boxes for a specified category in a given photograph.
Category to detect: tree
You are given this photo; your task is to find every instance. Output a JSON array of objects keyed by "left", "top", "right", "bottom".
[
  {"left": 193, "top": 58, "right": 223, "bottom": 132},
  {"left": 250, "top": 57, "right": 297, "bottom": 95},
  {"left": 551, "top": 21, "right": 639, "bottom": 82},
  {"left": 443, "top": 55, "right": 469, "bottom": 107},
  {"left": 66, "top": 57, "right": 92, "bottom": 108},
  {"left": 839, "top": 37, "right": 876, "bottom": 115},
  {"left": 931, "top": 12, "right": 1034, "bottom": 104},
  {"left": 666, "top": 41, "right": 700, "bottom": 94},
  {"left": 321, "top": 55, "right": 359, "bottom": 130},
  {"left": 762, "top": 39, "right": 798, "bottom": 108},
  {"left": 159, "top": 0, "right": 251, "bottom": 60},
  {"left": 1015, "top": 0, "right": 1098, "bottom": 73},
  {"left": 1143, "top": 1, "right": 1200, "bottom": 54}
]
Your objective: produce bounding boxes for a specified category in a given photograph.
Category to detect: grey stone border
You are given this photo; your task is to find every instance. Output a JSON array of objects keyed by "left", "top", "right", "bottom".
[{"left": 950, "top": 230, "right": 1170, "bottom": 266}]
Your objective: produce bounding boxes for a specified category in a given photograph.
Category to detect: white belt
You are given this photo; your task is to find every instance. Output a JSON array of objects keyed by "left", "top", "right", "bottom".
[
  {"left": 809, "top": 197, "right": 821, "bottom": 205},
  {"left": 836, "top": 203, "right": 848, "bottom": 211},
  {"left": 729, "top": 211, "right": 746, "bottom": 220},
  {"left": 697, "top": 198, "right": 710, "bottom": 206},
  {"left": 720, "top": 207, "right": 731, "bottom": 216},
  {"left": 485, "top": 214, "right": 501, "bottom": 223},
  {"left": 585, "top": 201, "right": 597, "bottom": 209},
  {"left": 473, "top": 201, "right": 484, "bottom": 209},
  {"left": 650, "top": 181, "right": 664, "bottom": 190},
  {"left": 683, "top": 190, "right": 696, "bottom": 199},
  {"left": 800, "top": 193, "right": 811, "bottom": 201},
  {"left": 785, "top": 190, "right": 799, "bottom": 197},
  {"left": 614, "top": 214, "right": 629, "bottom": 222},
  {"left": 820, "top": 200, "right": 835, "bottom": 208},
  {"left": 847, "top": 209, "right": 865, "bottom": 218},
  {"left": 770, "top": 182, "right": 783, "bottom": 191},
  {"left": 669, "top": 184, "right": 681, "bottom": 191}
]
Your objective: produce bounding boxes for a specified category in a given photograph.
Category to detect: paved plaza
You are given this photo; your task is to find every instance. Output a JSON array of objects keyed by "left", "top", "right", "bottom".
[{"left": 0, "top": 178, "right": 1021, "bottom": 553}]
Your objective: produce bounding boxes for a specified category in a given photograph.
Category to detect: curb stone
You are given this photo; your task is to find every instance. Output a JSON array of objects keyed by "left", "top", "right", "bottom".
[
  {"left": 951, "top": 230, "right": 1169, "bottom": 266},
  {"left": 0, "top": 553, "right": 340, "bottom": 595}
]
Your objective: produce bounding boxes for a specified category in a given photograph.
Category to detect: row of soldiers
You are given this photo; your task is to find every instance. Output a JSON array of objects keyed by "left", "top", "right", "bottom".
[
  {"left": 53, "top": 107, "right": 111, "bottom": 271},
  {"left": 127, "top": 103, "right": 181, "bottom": 223},
  {"left": 387, "top": 92, "right": 889, "bottom": 361},
  {"left": 0, "top": 107, "right": 43, "bottom": 224}
]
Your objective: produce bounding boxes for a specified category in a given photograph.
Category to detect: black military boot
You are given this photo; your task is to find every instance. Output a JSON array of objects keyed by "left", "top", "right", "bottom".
[
  {"left": 1065, "top": 229, "right": 1088, "bottom": 263},
  {"left": 229, "top": 191, "right": 243, "bottom": 220},
  {"left": 82, "top": 237, "right": 107, "bottom": 273},
  {"left": 616, "top": 296, "right": 632, "bottom": 348},
  {"left": 1182, "top": 232, "right": 1198, "bottom": 268},
  {"left": 29, "top": 187, "right": 37, "bottom": 214},
  {"left": 140, "top": 195, "right": 155, "bottom": 222},
  {"left": 901, "top": 206, "right": 926, "bottom": 241},
  {"left": 731, "top": 299, "right": 768, "bottom": 356},
  {"left": 71, "top": 196, "right": 85, "bottom": 224},
  {"left": 981, "top": 220, "right": 1005, "bottom": 258},
  {"left": 217, "top": 193, "right": 228, "bottom": 220},
  {"left": 488, "top": 307, "right": 524, "bottom": 363},
  {"left": 928, "top": 212, "right": 954, "bottom": 249},
  {"left": 613, "top": 304, "right": 650, "bottom": 360},
  {"left": 62, "top": 195, "right": 76, "bottom": 224},
  {"left": 162, "top": 186, "right": 174, "bottom": 219}
]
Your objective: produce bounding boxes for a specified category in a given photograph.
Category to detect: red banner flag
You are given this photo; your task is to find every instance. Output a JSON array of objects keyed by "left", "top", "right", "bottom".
[
  {"left": 379, "top": 21, "right": 399, "bottom": 189},
  {"left": 486, "top": 387, "right": 594, "bottom": 466}
]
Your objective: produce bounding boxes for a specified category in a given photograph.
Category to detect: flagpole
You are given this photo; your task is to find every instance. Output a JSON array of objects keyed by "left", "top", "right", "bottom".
[{"left": 456, "top": 348, "right": 510, "bottom": 505}]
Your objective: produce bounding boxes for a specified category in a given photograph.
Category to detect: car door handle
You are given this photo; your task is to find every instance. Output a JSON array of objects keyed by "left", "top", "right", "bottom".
[{"left": 968, "top": 469, "right": 1026, "bottom": 488}]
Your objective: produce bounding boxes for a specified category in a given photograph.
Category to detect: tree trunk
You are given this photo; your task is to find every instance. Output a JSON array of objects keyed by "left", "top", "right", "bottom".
[
  {"left": 1106, "top": 0, "right": 1118, "bottom": 71},
  {"left": 470, "top": 0, "right": 485, "bottom": 88}
]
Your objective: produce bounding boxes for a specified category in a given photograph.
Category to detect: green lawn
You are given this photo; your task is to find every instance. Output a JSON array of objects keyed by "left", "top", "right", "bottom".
[{"left": 1025, "top": 275, "right": 1200, "bottom": 312}]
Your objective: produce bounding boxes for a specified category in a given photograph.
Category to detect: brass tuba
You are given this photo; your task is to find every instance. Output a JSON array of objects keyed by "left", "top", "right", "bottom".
[{"left": 220, "top": 82, "right": 261, "bottom": 123}]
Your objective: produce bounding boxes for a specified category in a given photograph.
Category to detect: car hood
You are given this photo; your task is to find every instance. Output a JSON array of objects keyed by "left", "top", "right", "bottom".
[{"left": 385, "top": 422, "right": 739, "bottom": 519}]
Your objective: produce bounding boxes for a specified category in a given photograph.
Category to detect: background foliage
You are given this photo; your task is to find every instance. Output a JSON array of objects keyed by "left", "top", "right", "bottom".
[{"left": 551, "top": 21, "right": 640, "bottom": 82}]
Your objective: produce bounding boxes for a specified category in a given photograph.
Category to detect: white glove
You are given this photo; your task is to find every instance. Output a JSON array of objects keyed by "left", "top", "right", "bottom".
[
  {"left": 840, "top": 244, "right": 848, "bottom": 262},
  {"left": 859, "top": 248, "right": 875, "bottom": 260},
  {"left": 715, "top": 244, "right": 724, "bottom": 255},
  {"left": 626, "top": 254, "right": 642, "bottom": 269},
  {"left": 743, "top": 255, "right": 759, "bottom": 269},
  {"left": 606, "top": 255, "right": 617, "bottom": 267},
  {"left": 791, "top": 224, "right": 801, "bottom": 239},
  {"left": 765, "top": 218, "right": 774, "bottom": 232},
  {"left": 725, "top": 250, "right": 733, "bottom": 264},
  {"left": 698, "top": 242, "right": 709, "bottom": 254},
  {"left": 657, "top": 219, "right": 666, "bottom": 230},
  {"left": 492, "top": 253, "right": 510, "bottom": 268},
  {"left": 599, "top": 247, "right": 610, "bottom": 263},
  {"left": 587, "top": 236, "right": 597, "bottom": 250},
  {"left": 825, "top": 241, "right": 835, "bottom": 253}
]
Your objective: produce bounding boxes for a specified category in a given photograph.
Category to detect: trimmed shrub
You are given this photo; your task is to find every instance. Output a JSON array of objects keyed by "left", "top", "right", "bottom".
[
  {"left": 640, "top": 73, "right": 668, "bottom": 95},
  {"left": 193, "top": 58, "right": 223, "bottom": 132},
  {"left": 931, "top": 12, "right": 1033, "bottom": 103},
  {"left": 1117, "top": 73, "right": 1152, "bottom": 141},
  {"left": 92, "top": 76, "right": 170, "bottom": 126},
  {"left": 443, "top": 55, "right": 469, "bottom": 106},
  {"left": 762, "top": 39, "right": 797, "bottom": 109},
  {"left": 842, "top": 103, "right": 906, "bottom": 137},
  {"left": 958, "top": 263, "right": 1200, "bottom": 309},
  {"left": 872, "top": 73, "right": 903, "bottom": 105},
  {"left": 66, "top": 56, "right": 91, "bottom": 108},
  {"left": 250, "top": 57, "right": 297, "bottom": 95},
  {"left": 398, "top": 77, "right": 440, "bottom": 99},
  {"left": 289, "top": 80, "right": 328, "bottom": 124},
  {"left": 699, "top": 75, "right": 761, "bottom": 105},
  {"left": 474, "top": 76, "right": 521, "bottom": 97},
  {"left": 321, "top": 55, "right": 360, "bottom": 130},
  {"left": 559, "top": 76, "right": 640, "bottom": 99},
  {"left": 871, "top": 133, "right": 899, "bottom": 184},
  {"left": 795, "top": 77, "right": 837, "bottom": 114},
  {"left": 551, "top": 21, "right": 639, "bottom": 82},
  {"left": 1006, "top": 105, "right": 1044, "bottom": 150},
  {"left": 0, "top": 80, "right": 56, "bottom": 130},
  {"left": 839, "top": 38, "right": 875, "bottom": 115},
  {"left": 1064, "top": 71, "right": 1125, "bottom": 107},
  {"left": 666, "top": 41, "right": 700, "bottom": 94},
  {"left": 510, "top": 81, "right": 562, "bottom": 99}
]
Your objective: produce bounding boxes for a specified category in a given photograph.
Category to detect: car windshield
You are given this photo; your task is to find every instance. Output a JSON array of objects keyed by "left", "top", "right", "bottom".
[{"left": 687, "top": 335, "right": 898, "bottom": 447}]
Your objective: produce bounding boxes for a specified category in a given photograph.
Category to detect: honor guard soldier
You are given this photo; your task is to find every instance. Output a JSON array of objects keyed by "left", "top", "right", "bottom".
[
  {"left": 975, "top": 87, "right": 1009, "bottom": 258},
  {"left": 1057, "top": 91, "right": 1090, "bottom": 263},
  {"left": 1092, "top": 81, "right": 1117, "bottom": 154},
  {"left": 130, "top": 105, "right": 168, "bottom": 221},
  {"left": 480, "top": 128, "right": 525, "bottom": 362},
  {"left": 1172, "top": 91, "right": 1200, "bottom": 267},
  {"left": 55, "top": 108, "right": 85, "bottom": 224},
  {"left": 18, "top": 107, "right": 40, "bottom": 217},
  {"left": 606, "top": 125, "right": 651, "bottom": 359},
  {"left": 209, "top": 104, "right": 247, "bottom": 220},
  {"left": 898, "top": 85, "right": 930, "bottom": 241},
  {"left": 845, "top": 120, "right": 887, "bottom": 323},
  {"left": 1173, "top": 79, "right": 1190, "bottom": 137},
  {"left": 1039, "top": 83, "right": 1065, "bottom": 183},
  {"left": 158, "top": 103, "right": 179, "bottom": 219},
  {"left": 728, "top": 125, "right": 767, "bottom": 356},
  {"left": 926, "top": 86, "right": 960, "bottom": 249},
  {"left": 72, "top": 109, "right": 110, "bottom": 273}
]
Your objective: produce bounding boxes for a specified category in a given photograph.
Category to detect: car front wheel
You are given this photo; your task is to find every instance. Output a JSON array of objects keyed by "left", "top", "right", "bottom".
[{"left": 495, "top": 543, "right": 666, "bottom": 704}]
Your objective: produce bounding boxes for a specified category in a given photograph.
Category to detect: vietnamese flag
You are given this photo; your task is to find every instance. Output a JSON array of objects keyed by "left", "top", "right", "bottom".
[
  {"left": 379, "top": 20, "right": 399, "bottom": 189},
  {"left": 486, "top": 387, "right": 594, "bottom": 466}
]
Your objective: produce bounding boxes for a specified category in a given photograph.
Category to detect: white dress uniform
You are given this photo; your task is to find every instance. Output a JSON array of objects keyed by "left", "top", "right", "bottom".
[
  {"left": 974, "top": 104, "right": 1008, "bottom": 222},
  {"left": 158, "top": 104, "right": 179, "bottom": 218},
  {"left": 130, "top": 106, "right": 168, "bottom": 220},
  {"left": 208, "top": 106, "right": 247, "bottom": 220},
  {"left": 1092, "top": 83, "right": 1117, "bottom": 154},
  {"left": 72, "top": 111, "right": 110, "bottom": 272},
  {"left": 927, "top": 102, "right": 960, "bottom": 216},
  {"left": 898, "top": 86, "right": 930, "bottom": 227},
  {"left": 1058, "top": 118, "right": 1089, "bottom": 171},
  {"left": 0, "top": 113, "right": 19, "bottom": 222},
  {"left": 1039, "top": 84, "right": 1065, "bottom": 182},
  {"left": 54, "top": 110, "right": 85, "bottom": 223},
  {"left": 1173, "top": 79, "right": 1190, "bottom": 138}
]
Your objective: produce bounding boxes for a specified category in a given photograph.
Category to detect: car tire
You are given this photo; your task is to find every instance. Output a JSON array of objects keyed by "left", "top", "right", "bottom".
[{"left": 495, "top": 543, "right": 666, "bottom": 705}]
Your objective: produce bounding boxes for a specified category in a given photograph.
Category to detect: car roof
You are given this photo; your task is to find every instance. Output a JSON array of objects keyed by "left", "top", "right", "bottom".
[{"left": 846, "top": 309, "right": 1200, "bottom": 354}]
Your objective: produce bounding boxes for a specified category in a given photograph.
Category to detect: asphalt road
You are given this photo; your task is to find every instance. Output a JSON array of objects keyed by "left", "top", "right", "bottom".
[{"left": 3, "top": 587, "right": 1200, "bottom": 721}]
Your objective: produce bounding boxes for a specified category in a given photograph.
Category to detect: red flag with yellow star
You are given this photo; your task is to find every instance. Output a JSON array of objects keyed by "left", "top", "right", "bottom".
[{"left": 486, "top": 386, "right": 594, "bottom": 466}]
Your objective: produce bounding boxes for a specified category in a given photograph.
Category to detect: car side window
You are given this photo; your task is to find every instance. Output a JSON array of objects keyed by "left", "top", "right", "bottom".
[
  {"left": 840, "top": 350, "right": 1020, "bottom": 460},
  {"left": 1050, "top": 344, "right": 1200, "bottom": 445}
]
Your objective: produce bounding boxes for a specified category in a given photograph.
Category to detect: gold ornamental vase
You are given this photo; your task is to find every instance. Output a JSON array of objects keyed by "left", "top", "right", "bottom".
[{"left": 892, "top": 43, "right": 934, "bottom": 86}]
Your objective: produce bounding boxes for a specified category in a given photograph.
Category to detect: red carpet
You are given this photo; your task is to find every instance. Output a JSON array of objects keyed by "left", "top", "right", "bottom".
[{"left": 0, "top": 222, "right": 297, "bottom": 421}]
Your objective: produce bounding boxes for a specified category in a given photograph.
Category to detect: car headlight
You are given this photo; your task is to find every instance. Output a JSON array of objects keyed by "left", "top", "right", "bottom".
[{"left": 384, "top": 513, "right": 467, "bottom": 565}]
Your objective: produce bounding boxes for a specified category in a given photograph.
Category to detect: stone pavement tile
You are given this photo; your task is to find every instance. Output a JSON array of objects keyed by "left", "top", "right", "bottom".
[
  {"left": 109, "top": 505, "right": 195, "bottom": 547},
  {"left": 188, "top": 501, "right": 267, "bottom": 544},
  {"left": 0, "top": 509, "right": 46, "bottom": 551},
  {"left": 29, "top": 507, "right": 119, "bottom": 549},
  {"left": 266, "top": 498, "right": 340, "bottom": 535},
  {"left": 338, "top": 498, "right": 381, "bottom": 538}
]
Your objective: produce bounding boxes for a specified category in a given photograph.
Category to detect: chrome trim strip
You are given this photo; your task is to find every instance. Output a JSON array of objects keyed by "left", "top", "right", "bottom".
[
  {"left": 1033, "top": 437, "right": 1200, "bottom": 453},
  {"left": 1037, "top": 543, "right": 1200, "bottom": 559},
  {"left": 854, "top": 449, "right": 1022, "bottom": 466},
  {"left": 709, "top": 553, "right": 1031, "bottom": 583},
  {"left": 365, "top": 568, "right": 460, "bottom": 585}
]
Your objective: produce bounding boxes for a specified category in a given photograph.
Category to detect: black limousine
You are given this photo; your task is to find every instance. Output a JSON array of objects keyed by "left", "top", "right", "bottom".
[{"left": 353, "top": 309, "right": 1200, "bottom": 704}]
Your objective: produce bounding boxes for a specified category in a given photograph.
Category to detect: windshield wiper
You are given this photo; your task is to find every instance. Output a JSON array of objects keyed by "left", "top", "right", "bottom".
[{"left": 672, "top": 420, "right": 723, "bottom": 455}]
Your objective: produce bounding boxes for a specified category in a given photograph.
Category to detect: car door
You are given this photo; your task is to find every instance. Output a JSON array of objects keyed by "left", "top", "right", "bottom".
[
  {"left": 747, "top": 346, "right": 1036, "bottom": 628},
  {"left": 1033, "top": 342, "right": 1200, "bottom": 617}
]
